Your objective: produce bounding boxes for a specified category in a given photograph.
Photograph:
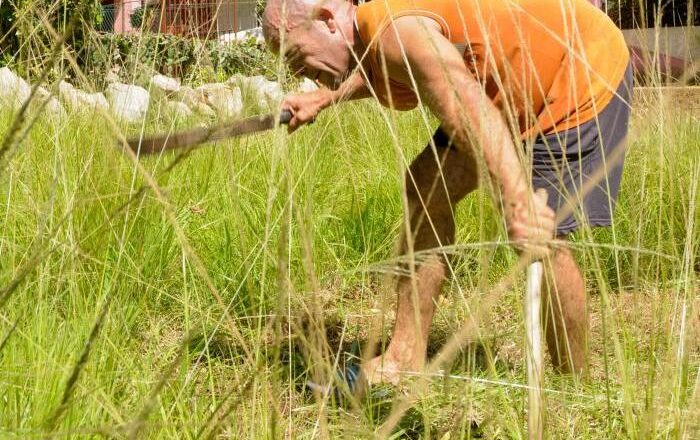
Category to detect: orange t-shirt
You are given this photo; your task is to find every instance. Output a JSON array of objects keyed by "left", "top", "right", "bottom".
[{"left": 355, "top": 0, "right": 630, "bottom": 136}]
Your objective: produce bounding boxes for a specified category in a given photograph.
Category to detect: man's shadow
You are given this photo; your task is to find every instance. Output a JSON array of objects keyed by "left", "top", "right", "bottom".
[{"left": 187, "top": 313, "right": 498, "bottom": 438}]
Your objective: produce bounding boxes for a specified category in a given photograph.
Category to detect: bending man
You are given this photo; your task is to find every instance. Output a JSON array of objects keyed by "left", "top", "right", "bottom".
[{"left": 263, "top": 0, "right": 631, "bottom": 384}]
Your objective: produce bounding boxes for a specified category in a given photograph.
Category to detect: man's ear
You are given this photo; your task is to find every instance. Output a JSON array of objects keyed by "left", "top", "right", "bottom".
[{"left": 317, "top": 7, "right": 337, "bottom": 33}]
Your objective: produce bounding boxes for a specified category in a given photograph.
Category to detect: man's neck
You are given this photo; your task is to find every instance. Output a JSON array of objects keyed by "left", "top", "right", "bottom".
[{"left": 348, "top": 5, "right": 366, "bottom": 68}]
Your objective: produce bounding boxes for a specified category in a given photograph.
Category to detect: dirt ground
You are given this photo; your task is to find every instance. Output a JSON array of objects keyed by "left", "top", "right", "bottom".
[{"left": 634, "top": 86, "right": 700, "bottom": 119}]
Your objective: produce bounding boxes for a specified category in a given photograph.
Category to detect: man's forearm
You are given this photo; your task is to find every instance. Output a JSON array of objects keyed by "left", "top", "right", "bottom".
[
  {"left": 458, "top": 90, "right": 529, "bottom": 202},
  {"left": 430, "top": 75, "right": 530, "bottom": 206},
  {"left": 328, "top": 71, "right": 371, "bottom": 105},
  {"left": 308, "top": 71, "right": 371, "bottom": 113}
]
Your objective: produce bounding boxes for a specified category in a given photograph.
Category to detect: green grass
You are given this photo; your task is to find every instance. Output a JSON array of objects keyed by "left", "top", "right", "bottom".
[{"left": 0, "top": 95, "right": 698, "bottom": 439}]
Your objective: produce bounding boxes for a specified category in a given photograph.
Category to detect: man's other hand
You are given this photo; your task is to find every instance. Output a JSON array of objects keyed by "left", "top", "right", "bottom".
[
  {"left": 281, "top": 88, "right": 333, "bottom": 132},
  {"left": 506, "top": 188, "right": 555, "bottom": 258}
]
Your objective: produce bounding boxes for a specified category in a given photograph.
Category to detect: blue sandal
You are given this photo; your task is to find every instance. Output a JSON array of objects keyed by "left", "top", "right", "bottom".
[
  {"left": 306, "top": 363, "right": 392, "bottom": 402},
  {"left": 306, "top": 363, "right": 363, "bottom": 401}
]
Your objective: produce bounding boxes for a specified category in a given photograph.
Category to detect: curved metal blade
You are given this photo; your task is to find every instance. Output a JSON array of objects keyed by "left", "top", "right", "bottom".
[{"left": 125, "top": 110, "right": 292, "bottom": 155}]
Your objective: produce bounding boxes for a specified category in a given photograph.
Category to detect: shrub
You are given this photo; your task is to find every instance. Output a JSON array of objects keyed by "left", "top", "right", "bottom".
[
  {"left": 83, "top": 32, "right": 278, "bottom": 88},
  {"left": 0, "top": 0, "right": 103, "bottom": 79},
  {"left": 606, "top": 0, "right": 699, "bottom": 29},
  {"left": 1, "top": 0, "right": 277, "bottom": 87}
]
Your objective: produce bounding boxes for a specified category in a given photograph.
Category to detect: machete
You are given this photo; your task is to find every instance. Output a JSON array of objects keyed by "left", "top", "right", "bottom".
[{"left": 124, "top": 109, "right": 293, "bottom": 154}]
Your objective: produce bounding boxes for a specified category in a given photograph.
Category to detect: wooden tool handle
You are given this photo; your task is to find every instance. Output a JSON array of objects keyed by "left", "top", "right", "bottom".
[{"left": 526, "top": 261, "right": 544, "bottom": 440}]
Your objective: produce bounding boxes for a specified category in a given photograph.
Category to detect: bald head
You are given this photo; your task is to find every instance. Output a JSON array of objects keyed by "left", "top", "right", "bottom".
[
  {"left": 262, "top": 0, "right": 357, "bottom": 88},
  {"left": 262, "top": 0, "right": 353, "bottom": 52},
  {"left": 262, "top": 0, "right": 310, "bottom": 51}
]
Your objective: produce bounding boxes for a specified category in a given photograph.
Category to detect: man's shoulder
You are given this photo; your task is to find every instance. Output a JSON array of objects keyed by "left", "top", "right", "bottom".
[
  {"left": 355, "top": 0, "right": 392, "bottom": 37},
  {"left": 356, "top": 0, "right": 446, "bottom": 44}
]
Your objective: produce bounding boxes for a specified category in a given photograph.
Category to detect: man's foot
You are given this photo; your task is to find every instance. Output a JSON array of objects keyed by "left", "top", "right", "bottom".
[
  {"left": 306, "top": 363, "right": 393, "bottom": 403},
  {"left": 362, "top": 354, "right": 417, "bottom": 386}
]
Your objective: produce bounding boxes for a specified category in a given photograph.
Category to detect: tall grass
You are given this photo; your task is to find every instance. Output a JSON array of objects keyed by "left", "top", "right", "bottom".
[
  {"left": 1, "top": 1, "right": 699, "bottom": 438},
  {"left": 0, "top": 92, "right": 698, "bottom": 438}
]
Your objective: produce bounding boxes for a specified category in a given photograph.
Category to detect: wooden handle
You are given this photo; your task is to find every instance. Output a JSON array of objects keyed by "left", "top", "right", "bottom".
[{"left": 525, "top": 261, "right": 545, "bottom": 440}]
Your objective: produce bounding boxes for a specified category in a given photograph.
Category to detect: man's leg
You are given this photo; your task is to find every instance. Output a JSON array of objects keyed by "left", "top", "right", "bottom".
[
  {"left": 535, "top": 64, "right": 631, "bottom": 377},
  {"left": 542, "top": 239, "right": 588, "bottom": 375},
  {"left": 363, "top": 137, "right": 478, "bottom": 385}
]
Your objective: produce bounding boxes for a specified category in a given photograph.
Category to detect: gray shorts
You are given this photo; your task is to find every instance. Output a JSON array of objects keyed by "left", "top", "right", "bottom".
[
  {"left": 530, "top": 65, "right": 633, "bottom": 235},
  {"left": 430, "top": 64, "right": 632, "bottom": 235}
]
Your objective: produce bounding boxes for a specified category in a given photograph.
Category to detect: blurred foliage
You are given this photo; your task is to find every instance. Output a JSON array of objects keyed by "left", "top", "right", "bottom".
[
  {"left": 0, "top": 0, "right": 103, "bottom": 74},
  {"left": 606, "top": 0, "right": 699, "bottom": 28},
  {"left": 128, "top": 4, "right": 160, "bottom": 31},
  {"left": 129, "top": 6, "right": 145, "bottom": 29},
  {"left": 84, "top": 32, "right": 277, "bottom": 88},
  {"left": 0, "top": 0, "right": 103, "bottom": 82},
  {"left": 255, "top": 0, "right": 265, "bottom": 26},
  {"left": 0, "top": 1, "right": 18, "bottom": 62},
  {"left": 0, "top": 0, "right": 277, "bottom": 87}
]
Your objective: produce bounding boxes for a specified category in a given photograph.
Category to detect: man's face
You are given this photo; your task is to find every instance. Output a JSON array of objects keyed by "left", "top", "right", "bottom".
[{"left": 282, "top": 19, "right": 353, "bottom": 89}]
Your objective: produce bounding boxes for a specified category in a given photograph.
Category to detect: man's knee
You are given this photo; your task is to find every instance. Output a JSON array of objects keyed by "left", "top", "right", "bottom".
[
  {"left": 550, "top": 239, "right": 580, "bottom": 273},
  {"left": 402, "top": 143, "right": 478, "bottom": 251},
  {"left": 405, "top": 181, "right": 452, "bottom": 219}
]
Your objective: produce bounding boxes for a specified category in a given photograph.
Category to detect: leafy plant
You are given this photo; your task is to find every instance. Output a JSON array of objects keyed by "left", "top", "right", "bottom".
[
  {"left": 84, "top": 32, "right": 277, "bottom": 87},
  {"left": 130, "top": 5, "right": 157, "bottom": 30},
  {"left": 606, "top": 0, "right": 699, "bottom": 28},
  {"left": 0, "top": 0, "right": 103, "bottom": 79}
]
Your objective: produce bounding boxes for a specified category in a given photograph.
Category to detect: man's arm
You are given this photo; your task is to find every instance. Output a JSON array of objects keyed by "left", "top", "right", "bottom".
[
  {"left": 334, "top": 70, "right": 373, "bottom": 102},
  {"left": 282, "top": 71, "right": 370, "bottom": 132},
  {"left": 380, "top": 16, "right": 554, "bottom": 247}
]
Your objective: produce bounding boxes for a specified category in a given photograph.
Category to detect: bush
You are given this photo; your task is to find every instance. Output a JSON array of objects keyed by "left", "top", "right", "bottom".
[
  {"left": 606, "top": 0, "right": 699, "bottom": 29},
  {"left": 1, "top": 0, "right": 277, "bottom": 86},
  {"left": 84, "top": 32, "right": 278, "bottom": 88},
  {"left": 129, "top": 6, "right": 145, "bottom": 29},
  {"left": 0, "top": 0, "right": 103, "bottom": 79}
]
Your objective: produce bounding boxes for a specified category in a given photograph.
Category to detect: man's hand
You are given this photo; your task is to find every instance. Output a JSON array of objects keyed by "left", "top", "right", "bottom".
[
  {"left": 505, "top": 188, "right": 555, "bottom": 258},
  {"left": 281, "top": 88, "right": 333, "bottom": 132},
  {"left": 282, "top": 72, "right": 372, "bottom": 133}
]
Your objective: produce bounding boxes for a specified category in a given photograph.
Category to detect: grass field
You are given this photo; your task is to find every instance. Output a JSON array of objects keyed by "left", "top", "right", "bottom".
[{"left": 1, "top": 93, "right": 698, "bottom": 438}]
